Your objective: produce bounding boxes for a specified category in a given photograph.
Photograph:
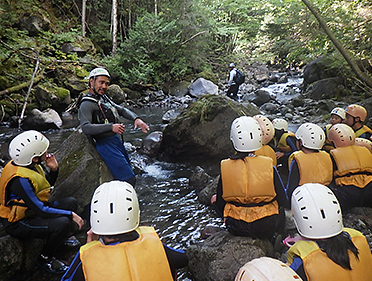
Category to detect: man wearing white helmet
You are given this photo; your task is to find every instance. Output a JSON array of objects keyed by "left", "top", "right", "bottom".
[
  {"left": 286, "top": 123, "right": 333, "bottom": 206},
  {"left": 210, "top": 116, "right": 288, "bottom": 239},
  {"left": 61, "top": 181, "right": 188, "bottom": 281},
  {"left": 79, "top": 67, "right": 150, "bottom": 186},
  {"left": 287, "top": 183, "right": 372, "bottom": 281},
  {"left": 227, "top": 63, "right": 244, "bottom": 100},
  {"left": 0, "top": 130, "right": 84, "bottom": 273}
]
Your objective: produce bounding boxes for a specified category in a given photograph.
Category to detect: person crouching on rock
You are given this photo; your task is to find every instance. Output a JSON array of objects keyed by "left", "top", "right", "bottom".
[
  {"left": 210, "top": 116, "right": 288, "bottom": 239},
  {"left": 0, "top": 130, "right": 84, "bottom": 274}
]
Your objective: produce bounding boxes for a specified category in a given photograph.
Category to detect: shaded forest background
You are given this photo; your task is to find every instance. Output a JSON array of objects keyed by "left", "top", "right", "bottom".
[{"left": 0, "top": 0, "right": 371, "bottom": 96}]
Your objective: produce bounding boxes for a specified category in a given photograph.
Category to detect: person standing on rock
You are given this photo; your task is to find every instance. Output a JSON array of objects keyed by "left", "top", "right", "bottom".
[
  {"left": 287, "top": 183, "right": 372, "bottom": 281},
  {"left": 210, "top": 116, "right": 288, "bottom": 239},
  {"left": 343, "top": 104, "right": 372, "bottom": 141},
  {"left": 61, "top": 181, "right": 188, "bottom": 281},
  {"left": 227, "top": 63, "right": 239, "bottom": 100},
  {"left": 0, "top": 130, "right": 84, "bottom": 274},
  {"left": 78, "top": 67, "right": 150, "bottom": 187}
]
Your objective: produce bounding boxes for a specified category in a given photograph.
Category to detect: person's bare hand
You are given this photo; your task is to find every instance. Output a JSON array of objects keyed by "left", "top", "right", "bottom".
[
  {"left": 72, "top": 212, "right": 84, "bottom": 230},
  {"left": 86, "top": 228, "right": 99, "bottom": 243},
  {"left": 134, "top": 118, "right": 150, "bottom": 133},
  {"left": 275, "top": 151, "right": 284, "bottom": 159},
  {"left": 45, "top": 153, "right": 58, "bottom": 171},
  {"left": 210, "top": 194, "right": 217, "bottom": 204},
  {"left": 112, "top": 123, "right": 125, "bottom": 135}
]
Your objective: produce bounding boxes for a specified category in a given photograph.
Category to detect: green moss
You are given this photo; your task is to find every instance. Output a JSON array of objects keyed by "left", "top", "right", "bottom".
[
  {"left": 75, "top": 67, "right": 89, "bottom": 78},
  {"left": 54, "top": 86, "right": 70, "bottom": 99}
]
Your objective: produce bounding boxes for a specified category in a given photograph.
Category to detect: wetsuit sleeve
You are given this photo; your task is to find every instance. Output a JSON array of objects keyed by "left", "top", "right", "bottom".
[
  {"left": 10, "top": 177, "right": 72, "bottom": 218},
  {"left": 214, "top": 175, "right": 226, "bottom": 217},
  {"left": 286, "top": 159, "right": 300, "bottom": 207},
  {"left": 109, "top": 99, "right": 138, "bottom": 121},
  {"left": 61, "top": 252, "right": 85, "bottom": 281},
  {"left": 284, "top": 136, "right": 298, "bottom": 156},
  {"left": 163, "top": 244, "right": 188, "bottom": 279},
  {"left": 78, "top": 100, "right": 113, "bottom": 136},
  {"left": 289, "top": 256, "right": 307, "bottom": 281},
  {"left": 273, "top": 166, "right": 289, "bottom": 209}
]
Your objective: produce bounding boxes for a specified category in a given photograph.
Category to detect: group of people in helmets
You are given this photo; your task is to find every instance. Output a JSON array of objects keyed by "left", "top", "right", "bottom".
[
  {"left": 0, "top": 64, "right": 372, "bottom": 280},
  {"left": 211, "top": 104, "right": 372, "bottom": 280}
]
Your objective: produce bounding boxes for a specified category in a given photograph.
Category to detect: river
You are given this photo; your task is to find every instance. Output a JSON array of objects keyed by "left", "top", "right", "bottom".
[{"left": 0, "top": 76, "right": 303, "bottom": 280}]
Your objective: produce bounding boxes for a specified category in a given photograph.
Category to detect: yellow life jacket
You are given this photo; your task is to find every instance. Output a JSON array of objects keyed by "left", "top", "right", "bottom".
[
  {"left": 0, "top": 161, "right": 51, "bottom": 222},
  {"left": 330, "top": 145, "right": 372, "bottom": 188},
  {"left": 291, "top": 151, "right": 333, "bottom": 186},
  {"left": 354, "top": 125, "right": 372, "bottom": 139},
  {"left": 221, "top": 156, "right": 279, "bottom": 223},
  {"left": 287, "top": 228, "right": 372, "bottom": 281},
  {"left": 79, "top": 226, "right": 174, "bottom": 281},
  {"left": 255, "top": 145, "right": 277, "bottom": 167},
  {"left": 276, "top": 131, "right": 296, "bottom": 153}
]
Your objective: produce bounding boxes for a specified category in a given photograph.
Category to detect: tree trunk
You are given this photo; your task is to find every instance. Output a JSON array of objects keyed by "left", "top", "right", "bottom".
[
  {"left": 301, "top": 0, "right": 372, "bottom": 88},
  {"left": 112, "top": 0, "right": 118, "bottom": 56},
  {"left": 82, "top": 0, "right": 87, "bottom": 37},
  {"left": 154, "top": 0, "right": 157, "bottom": 16}
]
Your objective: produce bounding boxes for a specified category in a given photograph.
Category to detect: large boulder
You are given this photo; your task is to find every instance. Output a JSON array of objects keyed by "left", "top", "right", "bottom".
[
  {"left": 49, "top": 128, "right": 114, "bottom": 212},
  {"left": 188, "top": 78, "right": 218, "bottom": 98},
  {"left": 22, "top": 108, "right": 63, "bottom": 131},
  {"left": 187, "top": 230, "right": 272, "bottom": 281},
  {"left": 161, "top": 95, "right": 260, "bottom": 161},
  {"left": 303, "top": 56, "right": 339, "bottom": 89}
]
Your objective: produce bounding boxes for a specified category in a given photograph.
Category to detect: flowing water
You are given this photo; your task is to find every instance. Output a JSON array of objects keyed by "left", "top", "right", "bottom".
[{"left": 0, "top": 76, "right": 303, "bottom": 280}]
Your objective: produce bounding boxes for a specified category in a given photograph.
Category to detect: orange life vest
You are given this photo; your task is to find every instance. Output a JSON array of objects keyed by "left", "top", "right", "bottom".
[
  {"left": 0, "top": 161, "right": 51, "bottom": 222},
  {"left": 354, "top": 125, "right": 372, "bottom": 139},
  {"left": 287, "top": 228, "right": 372, "bottom": 281},
  {"left": 330, "top": 145, "right": 372, "bottom": 187},
  {"left": 221, "top": 156, "right": 279, "bottom": 223},
  {"left": 255, "top": 145, "right": 277, "bottom": 167},
  {"left": 291, "top": 151, "right": 333, "bottom": 186},
  {"left": 79, "top": 226, "right": 173, "bottom": 281}
]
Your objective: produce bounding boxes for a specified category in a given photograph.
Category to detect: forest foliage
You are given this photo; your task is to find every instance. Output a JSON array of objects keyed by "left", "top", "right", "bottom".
[{"left": 0, "top": 0, "right": 371, "bottom": 89}]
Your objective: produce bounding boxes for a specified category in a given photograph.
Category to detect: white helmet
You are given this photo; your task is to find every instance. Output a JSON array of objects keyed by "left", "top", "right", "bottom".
[
  {"left": 272, "top": 118, "right": 288, "bottom": 131},
  {"left": 295, "top": 123, "right": 325, "bottom": 150},
  {"left": 291, "top": 183, "right": 343, "bottom": 239},
  {"left": 88, "top": 67, "right": 110, "bottom": 80},
  {"left": 328, "top": 123, "right": 355, "bottom": 147},
  {"left": 330, "top": 107, "right": 346, "bottom": 120},
  {"left": 230, "top": 116, "right": 262, "bottom": 152},
  {"left": 90, "top": 181, "right": 140, "bottom": 235},
  {"left": 355, "top": 137, "right": 372, "bottom": 153},
  {"left": 253, "top": 115, "right": 274, "bottom": 145},
  {"left": 9, "top": 130, "right": 49, "bottom": 166},
  {"left": 235, "top": 257, "right": 303, "bottom": 281}
]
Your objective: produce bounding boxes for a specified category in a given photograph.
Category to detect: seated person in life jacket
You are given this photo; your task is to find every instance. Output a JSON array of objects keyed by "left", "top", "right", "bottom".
[
  {"left": 210, "top": 116, "right": 288, "bottom": 239},
  {"left": 270, "top": 118, "right": 297, "bottom": 175},
  {"left": 323, "top": 107, "right": 346, "bottom": 152},
  {"left": 355, "top": 137, "right": 372, "bottom": 153},
  {"left": 286, "top": 123, "right": 332, "bottom": 206},
  {"left": 235, "top": 257, "right": 303, "bottom": 281},
  {"left": 287, "top": 183, "right": 372, "bottom": 281},
  {"left": 327, "top": 123, "right": 372, "bottom": 212},
  {"left": 61, "top": 181, "right": 188, "bottom": 281},
  {"left": 0, "top": 130, "right": 84, "bottom": 274},
  {"left": 344, "top": 104, "right": 372, "bottom": 141},
  {"left": 253, "top": 115, "right": 277, "bottom": 167}
]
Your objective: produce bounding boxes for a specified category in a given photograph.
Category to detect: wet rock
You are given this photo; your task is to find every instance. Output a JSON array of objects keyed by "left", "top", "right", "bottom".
[
  {"left": 106, "top": 84, "right": 126, "bottom": 105},
  {"left": 187, "top": 230, "right": 272, "bottom": 281},
  {"left": 22, "top": 108, "right": 62, "bottom": 130},
  {"left": 188, "top": 78, "right": 218, "bottom": 98},
  {"left": 304, "top": 77, "right": 343, "bottom": 100},
  {"left": 161, "top": 95, "right": 260, "bottom": 161},
  {"left": 49, "top": 128, "right": 114, "bottom": 212},
  {"left": 162, "top": 108, "right": 183, "bottom": 124},
  {"left": 189, "top": 166, "right": 214, "bottom": 194},
  {"left": 242, "top": 89, "right": 271, "bottom": 106},
  {"left": 138, "top": 131, "right": 163, "bottom": 158},
  {"left": 198, "top": 176, "right": 219, "bottom": 206}
]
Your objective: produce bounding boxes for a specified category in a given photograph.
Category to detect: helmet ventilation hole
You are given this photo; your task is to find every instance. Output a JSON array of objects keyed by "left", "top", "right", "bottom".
[
  {"left": 320, "top": 209, "right": 326, "bottom": 219},
  {"left": 110, "top": 203, "right": 114, "bottom": 214}
]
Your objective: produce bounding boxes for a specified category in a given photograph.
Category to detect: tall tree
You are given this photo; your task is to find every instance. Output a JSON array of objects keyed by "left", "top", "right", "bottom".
[
  {"left": 301, "top": 0, "right": 372, "bottom": 88},
  {"left": 82, "top": 0, "right": 87, "bottom": 37},
  {"left": 112, "top": 0, "right": 118, "bottom": 55}
]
